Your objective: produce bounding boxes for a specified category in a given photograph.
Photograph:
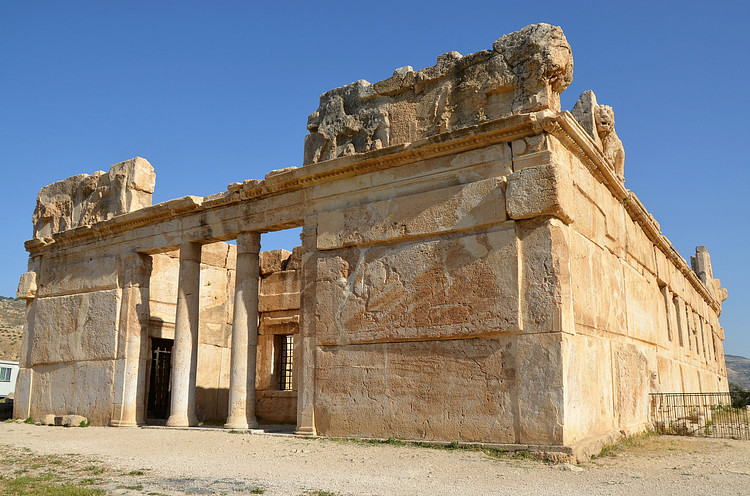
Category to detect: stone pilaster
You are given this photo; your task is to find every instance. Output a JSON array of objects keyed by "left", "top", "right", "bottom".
[
  {"left": 295, "top": 219, "right": 317, "bottom": 436},
  {"left": 111, "top": 253, "right": 151, "bottom": 427},
  {"left": 225, "top": 231, "right": 261, "bottom": 430},
  {"left": 166, "top": 242, "right": 201, "bottom": 427}
]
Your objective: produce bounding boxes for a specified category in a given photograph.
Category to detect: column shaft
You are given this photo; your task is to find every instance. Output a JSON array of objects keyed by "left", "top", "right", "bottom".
[
  {"left": 224, "top": 232, "right": 260, "bottom": 429},
  {"left": 225, "top": 231, "right": 261, "bottom": 429},
  {"left": 166, "top": 242, "right": 201, "bottom": 427}
]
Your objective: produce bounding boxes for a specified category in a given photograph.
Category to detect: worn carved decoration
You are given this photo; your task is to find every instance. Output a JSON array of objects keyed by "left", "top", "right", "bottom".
[
  {"left": 571, "top": 90, "right": 625, "bottom": 182},
  {"left": 303, "top": 23, "right": 573, "bottom": 165},
  {"left": 595, "top": 105, "right": 625, "bottom": 182},
  {"left": 32, "top": 157, "right": 155, "bottom": 239},
  {"left": 691, "top": 246, "right": 728, "bottom": 302}
]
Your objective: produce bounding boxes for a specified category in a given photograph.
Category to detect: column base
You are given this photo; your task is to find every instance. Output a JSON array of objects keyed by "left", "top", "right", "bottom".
[
  {"left": 224, "top": 417, "right": 259, "bottom": 430},
  {"left": 295, "top": 426, "right": 317, "bottom": 436},
  {"left": 166, "top": 414, "right": 198, "bottom": 427},
  {"left": 110, "top": 420, "right": 141, "bottom": 428}
]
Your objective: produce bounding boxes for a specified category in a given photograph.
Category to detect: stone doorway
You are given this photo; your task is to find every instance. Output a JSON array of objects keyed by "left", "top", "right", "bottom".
[{"left": 147, "top": 338, "right": 173, "bottom": 421}]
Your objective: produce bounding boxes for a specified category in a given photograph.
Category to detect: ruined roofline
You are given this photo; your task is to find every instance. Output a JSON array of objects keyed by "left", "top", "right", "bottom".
[
  {"left": 303, "top": 23, "right": 573, "bottom": 165},
  {"left": 23, "top": 111, "right": 724, "bottom": 314}
]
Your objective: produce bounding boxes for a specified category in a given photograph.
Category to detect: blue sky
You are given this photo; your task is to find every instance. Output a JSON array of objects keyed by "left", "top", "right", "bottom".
[{"left": 1, "top": 2, "right": 748, "bottom": 356}]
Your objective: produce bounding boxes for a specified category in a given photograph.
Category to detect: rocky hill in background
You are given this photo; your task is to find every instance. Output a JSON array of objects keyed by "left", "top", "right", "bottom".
[
  {"left": 0, "top": 296, "right": 24, "bottom": 361},
  {"left": 726, "top": 355, "right": 750, "bottom": 390}
]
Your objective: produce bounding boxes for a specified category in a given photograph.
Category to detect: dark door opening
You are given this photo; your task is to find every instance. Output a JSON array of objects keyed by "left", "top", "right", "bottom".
[{"left": 147, "top": 338, "right": 173, "bottom": 421}]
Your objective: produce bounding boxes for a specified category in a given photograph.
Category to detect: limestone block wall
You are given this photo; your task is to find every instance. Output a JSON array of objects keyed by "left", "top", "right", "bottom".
[
  {"left": 300, "top": 138, "right": 569, "bottom": 445},
  {"left": 14, "top": 249, "right": 149, "bottom": 425},
  {"left": 522, "top": 129, "right": 728, "bottom": 447}
]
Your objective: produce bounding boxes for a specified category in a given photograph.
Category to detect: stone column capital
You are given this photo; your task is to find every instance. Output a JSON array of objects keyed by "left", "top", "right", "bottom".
[{"left": 236, "top": 231, "right": 261, "bottom": 254}]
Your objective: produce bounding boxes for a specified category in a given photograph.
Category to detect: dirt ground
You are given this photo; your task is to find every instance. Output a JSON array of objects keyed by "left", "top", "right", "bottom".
[{"left": 0, "top": 422, "right": 748, "bottom": 495}]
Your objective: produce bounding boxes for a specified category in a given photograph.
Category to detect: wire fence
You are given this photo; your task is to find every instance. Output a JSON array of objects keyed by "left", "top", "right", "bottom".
[{"left": 650, "top": 392, "right": 750, "bottom": 440}]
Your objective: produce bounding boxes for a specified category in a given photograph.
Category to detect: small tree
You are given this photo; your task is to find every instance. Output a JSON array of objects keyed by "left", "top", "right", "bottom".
[{"left": 729, "top": 381, "right": 750, "bottom": 409}]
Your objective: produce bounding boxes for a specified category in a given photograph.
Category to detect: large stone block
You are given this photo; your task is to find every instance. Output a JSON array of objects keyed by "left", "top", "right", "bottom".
[
  {"left": 612, "top": 344, "right": 649, "bottom": 429},
  {"left": 562, "top": 333, "right": 614, "bottom": 445},
  {"left": 314, "top": 226, "right": 520, "bottom": 345},
  {"left": 518, "top": 218, "right": 571, "bottom": 334},
  {"left": 195, "top": 343, "right": 228, "bottom": 421},
  {"left": 623, "top": 264, "right": 660, "bottom": 345},
  {"left": 28, "top": 360, "right": 115, "bottom": 425},
  {"left": 256, "top": 390, "right": 297, "bottom": 423},
  {"left": 259, "top": 293, "right": 300, "bottom": 313},
  {"left": 149, "top": 252, "right": 179, "bottom": 305},
  {"left": 30, "top": 290, "right": 120, "bottom": 365},
  {"left": 569, "top": 232, "right": 626, "bottom": 334},
  {"left": 37, "top": 254, "right": 120, "bottom": 297},
  {"left": 506, "top": 163, "right": 573, "bottom": 223},
  {"left": 316, "top": 177, "right": 507, "bottom": 250},
  {"left": 516, "top": 333, "right": 564, "bottom": 444},
  {"left": 261, "top": 271, "right": 301, "bottom": 296},
  {"left": 32, "top": 157, "right": 155, "bottom": 239},
  {"left": 314, "top": 337, "right": 516, "bottom": 443}
]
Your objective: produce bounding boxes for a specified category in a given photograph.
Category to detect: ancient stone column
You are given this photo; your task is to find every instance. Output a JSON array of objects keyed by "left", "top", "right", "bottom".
[
  {"left": 295, "top": 220, "right": 317, "bottom": 436},
  {"left": 166, "top": 242, "right": 201, "bottom": 427},
  {"left": 111, "top": 253, "right": 151, "bottom": 427},
  {"left": 225, "top": 232, "right": 261, "bottom": 429}
]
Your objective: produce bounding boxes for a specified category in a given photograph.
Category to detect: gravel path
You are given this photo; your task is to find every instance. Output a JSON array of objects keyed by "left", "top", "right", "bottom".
[{"left": 0, "top": 423, "right": 748, "bottom": 495}]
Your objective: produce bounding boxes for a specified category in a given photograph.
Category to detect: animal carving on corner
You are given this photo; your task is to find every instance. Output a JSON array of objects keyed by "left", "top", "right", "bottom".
[
  {"left": 595, "top": 105, "right": 625, "bottom": 183},
  {"left": 571, "top": 90, "right": 626, "bottom": 183}
]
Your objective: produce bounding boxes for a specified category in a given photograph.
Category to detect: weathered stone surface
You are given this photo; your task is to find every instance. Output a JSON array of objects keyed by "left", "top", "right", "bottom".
[
  {"left": 596, "top": 105, "right": 625, "bottom": 182},
  {"left": 63, "top": 414, "right": 88, "bottom": 427},
  {"left": 570, "top": 90, "right": 602, "bottom": 148},
  {"left": 304, "top": 23, "right": 572, "bottom": 164},
  {"left": 260, "top": 249, "right": 292, "bottom": 275},
  {"left": 40, "top": 414, "right": 57, "bottom": 426},
  {"left": 314, "top": 337, "right": 516, "bottom": 443},
  {"left": 612, "top": 344, "right": 650, "bottom": 429},
  {"left": 256, "top": 390, "right": 296, "bottom": 423},
  {"left": 32, "top": 157, "right": 155, "bottom": 239},
  {"left": 562, "top": 333, "right": 614, "bottom": 445},
  {"left": 571, "top": 90, "right": 625, "bottom": 182},
  {"left": 316, "top": 178, "right": 507, "bottom": 250},
  {"left": 29, "top": 360, "right": 115, "bottom": 426},
  {"left": 37, "top": 254, "right": 120, "bottom": 298},
  {"left": 29, "top": 290, "right": 120, "bottom": 365},
  {"left": 314, "top": 226, "right": 520, "bottom": 346},
  {"left": 691, "top": 246, "right": 727, "bottom": 302},
  {"left": 506, "top": 163, "right": 573, "bottom": 222},
  {"left": 516, "top": 333, "right": 563, "bottom": 444},
  {"left": 17, "top": 272, "right": 37, "bottom": 300}
]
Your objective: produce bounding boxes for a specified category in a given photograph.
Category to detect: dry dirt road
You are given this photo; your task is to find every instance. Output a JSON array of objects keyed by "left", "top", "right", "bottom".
[{"left": 0, "top": 422, "right": 748, "bottom": 495}]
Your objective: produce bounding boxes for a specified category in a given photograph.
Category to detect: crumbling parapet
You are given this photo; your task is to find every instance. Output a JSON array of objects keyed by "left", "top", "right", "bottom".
[
  {"left": 32, "top": 157, "right": 155, "bottom": 239},
  {"left": 303, "top": 23, "right": 573, "bottom": 165}
]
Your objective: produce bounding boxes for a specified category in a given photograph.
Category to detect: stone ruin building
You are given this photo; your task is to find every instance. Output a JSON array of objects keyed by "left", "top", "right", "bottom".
[{"left": 14, "top": 23, "right": 728, "bottom": 460}]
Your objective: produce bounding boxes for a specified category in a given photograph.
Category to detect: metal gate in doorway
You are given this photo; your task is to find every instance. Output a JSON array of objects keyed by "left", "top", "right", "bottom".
[{"left": 147, "top": 338, "right": 173, "bottom": 420}]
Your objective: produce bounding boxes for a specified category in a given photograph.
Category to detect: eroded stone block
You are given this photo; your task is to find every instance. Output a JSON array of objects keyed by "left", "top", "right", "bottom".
[
  {"left": 33, "top": 157, "right": 155, "bottom": 239},
  {"left": 304, "top": 23, "right": 572, "bottom": 164},
  {"left": 317, "top": 178, "right": 507, "bottom": 250},
  {"left": 314, "top": 337, "right": 516, "bottom": 443},
  {"left": 30, "top": 290, "right": 120, "bottom": 365},
  {"left": 315, "top": 226, "right": 520, "bottom": 345}
]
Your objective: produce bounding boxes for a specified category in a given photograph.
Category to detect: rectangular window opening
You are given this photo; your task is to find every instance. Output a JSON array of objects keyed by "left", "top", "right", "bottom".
[
  {"left": 0, "top": 367, "right": 10, "bottom": 382},
  {"left": 279, "top": 334, "right": 294, "bottom": 391}
]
